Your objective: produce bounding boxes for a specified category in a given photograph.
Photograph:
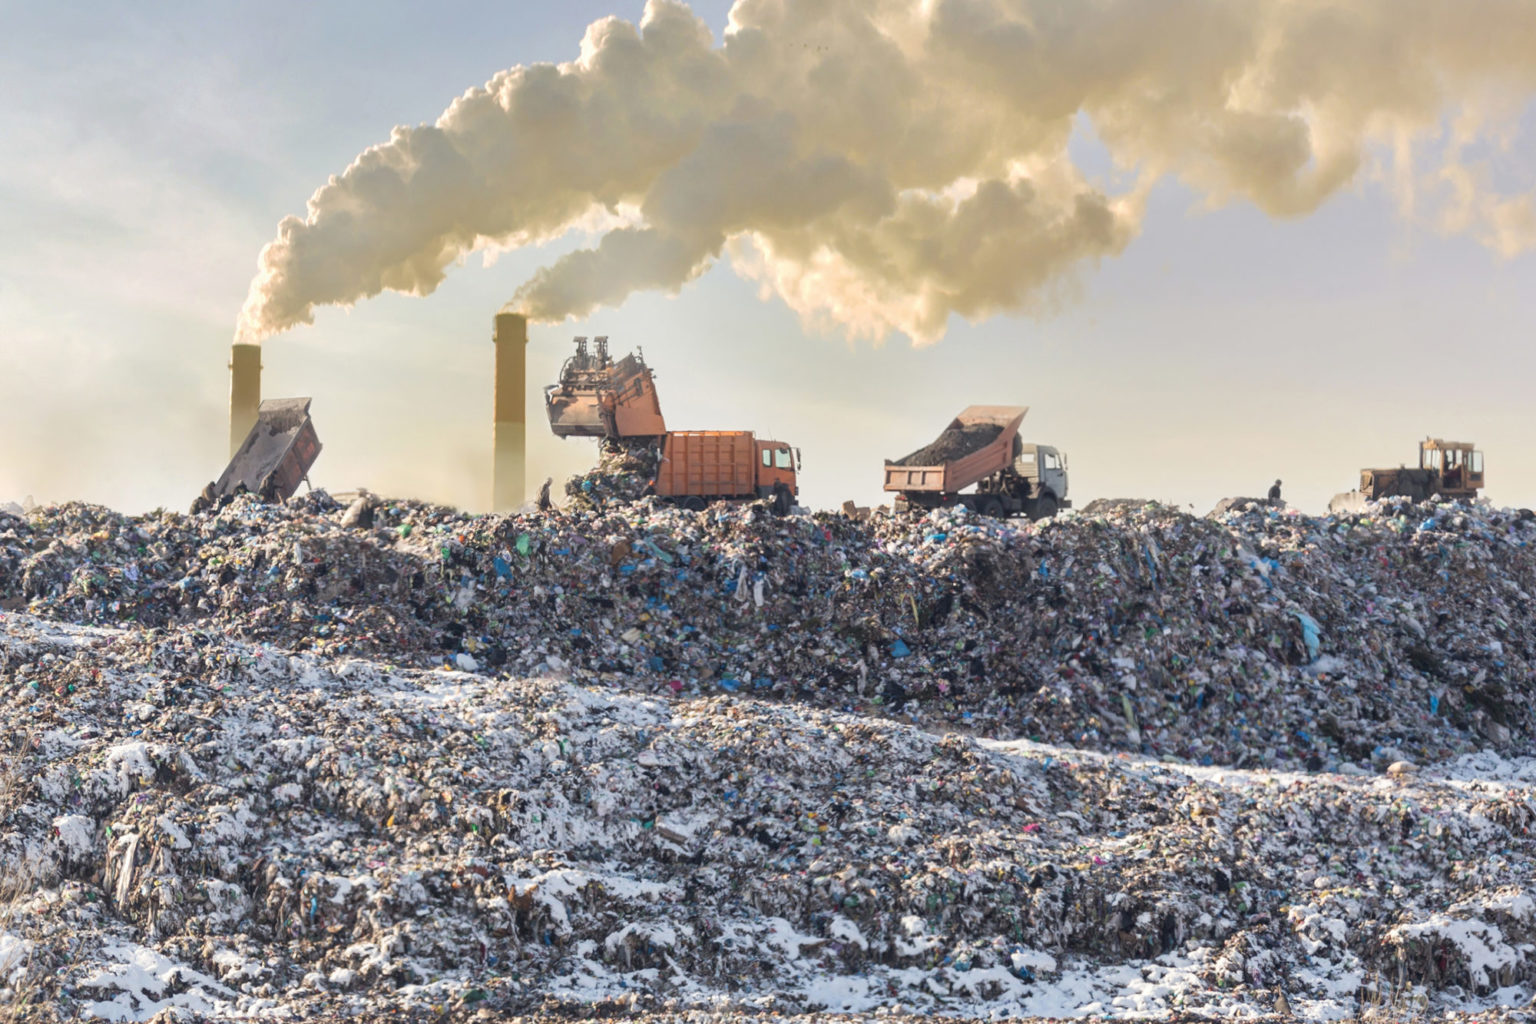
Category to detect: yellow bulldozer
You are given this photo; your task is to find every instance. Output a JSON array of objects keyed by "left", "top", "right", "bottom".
[{"left": 1329, "top": 438, "right": 1484, "bottom": 514}]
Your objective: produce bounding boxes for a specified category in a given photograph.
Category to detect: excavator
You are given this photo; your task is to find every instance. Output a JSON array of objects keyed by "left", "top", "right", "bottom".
[{"left": 544, "top": 337, "right": 800, "bottom": 514}]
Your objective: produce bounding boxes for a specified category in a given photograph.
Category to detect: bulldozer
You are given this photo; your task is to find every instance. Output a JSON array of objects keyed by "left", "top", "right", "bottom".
[
  {"left": 1329, "top": 438, "right": 1484, "bottom": 514},
  {"left": 543, "top": 336, "right": 666, "bottom": 442}
]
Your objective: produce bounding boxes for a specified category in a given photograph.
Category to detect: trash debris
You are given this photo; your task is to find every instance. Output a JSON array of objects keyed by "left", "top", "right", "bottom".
[
  {"left": 1, "top": 493, "right": 1535, "bottom": 1020},
  {"left": 564, "top": 443, "right": 662, "bottom": 509}
]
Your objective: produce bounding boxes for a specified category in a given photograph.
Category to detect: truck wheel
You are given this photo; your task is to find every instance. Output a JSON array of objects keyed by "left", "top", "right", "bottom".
[
  {"left": 1030, "top": 495, "right": 1058, "bottom": 521},
  {"left": 771, "top": 484, "right": 792, "bottom": 517},
  {"left": 682, "top": 496, "right": 707, "bottom": 512},
  {"left": 977, "top": 496, "right": 1005, "bottom": 518}
]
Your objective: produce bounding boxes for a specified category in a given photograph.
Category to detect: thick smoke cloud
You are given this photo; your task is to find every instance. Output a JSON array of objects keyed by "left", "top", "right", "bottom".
[{"left": 238, "top": 0, "right": 1536, "bottom": 344}]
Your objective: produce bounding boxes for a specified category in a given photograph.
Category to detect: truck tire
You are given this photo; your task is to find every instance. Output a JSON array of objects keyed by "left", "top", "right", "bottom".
[
  {"left": 682, "top": 496, "right": 707, "bottom": 512},
  {"left": 771, "top": 484, "right": 793, "bottom": 517},
  {"left": 976, "top": 496, "right": 1005, "bottom": 518},
  {"left": 1030, "top": 494, "right": 1058, "bottom": 522}
]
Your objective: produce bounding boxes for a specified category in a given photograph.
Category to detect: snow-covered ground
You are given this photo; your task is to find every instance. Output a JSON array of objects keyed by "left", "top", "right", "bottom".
[{"left": 3, "top": 610, "right": 1536, "bottom": 1021}]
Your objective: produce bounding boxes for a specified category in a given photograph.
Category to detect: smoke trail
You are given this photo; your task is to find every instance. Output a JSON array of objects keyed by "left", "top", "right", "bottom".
[{"left": 238, "top": 0, "right": 1536, "bottom": 344}]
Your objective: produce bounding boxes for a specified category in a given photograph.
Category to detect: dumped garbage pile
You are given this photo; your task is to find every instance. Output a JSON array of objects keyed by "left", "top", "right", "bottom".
[
  {"left": 565, "top": 443, "right": 664, "bottom": 510},
  {"left": 889, "top": 423, "right": 1004, "bottom": 466},
  {"left": 3, "top": 610, "right": 1536, "bottom": 1021},
  {"left": 4, "top": 496, "right": 1536, "bottom": 772}
]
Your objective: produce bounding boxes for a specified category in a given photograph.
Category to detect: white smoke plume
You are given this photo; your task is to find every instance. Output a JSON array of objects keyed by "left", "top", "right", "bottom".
[{"left": 238, "top": 0, "right": 1536, "bottom": 345}]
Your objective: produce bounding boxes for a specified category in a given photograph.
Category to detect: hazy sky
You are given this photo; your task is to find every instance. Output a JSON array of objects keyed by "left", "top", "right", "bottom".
[{"left": 3, "top": 0, "right": 1534, "bottom": 516}]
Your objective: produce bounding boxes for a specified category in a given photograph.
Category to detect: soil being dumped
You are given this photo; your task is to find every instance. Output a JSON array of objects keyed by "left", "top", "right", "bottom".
[
  {"left": 889, "top": 424, "right": 1005, "bottom": 467},
  {"left": 2, "top": 495, "right": 1536, "bottom": 1021}
]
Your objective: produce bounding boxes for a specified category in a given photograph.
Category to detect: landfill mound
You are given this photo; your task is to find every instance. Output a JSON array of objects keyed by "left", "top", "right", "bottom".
[
  {"left": 4, "top": 496, "right": 1536, "bottom": 771},
  {"left": 3, "top": 611, "right": 1536, "bottom": 1021},
  {"left": 889, "top": 423, "right": 1004, "bottom": 467}
]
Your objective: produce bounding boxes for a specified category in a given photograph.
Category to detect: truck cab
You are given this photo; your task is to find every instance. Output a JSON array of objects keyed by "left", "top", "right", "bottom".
[
  {"left": 756, "top": 440, "right": 799, "bottom": 510},
  {"left": 1016, "top": 443, "right": 1068, "bottom": 503}
]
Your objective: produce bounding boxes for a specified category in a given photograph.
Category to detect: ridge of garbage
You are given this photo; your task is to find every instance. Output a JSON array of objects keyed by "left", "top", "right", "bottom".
[
  {"left": 3, "top": 494, "right": 1534, "bottom": 769},
  {"left": 3, "top": 494, "right": 1536, "bottom": 1020}
]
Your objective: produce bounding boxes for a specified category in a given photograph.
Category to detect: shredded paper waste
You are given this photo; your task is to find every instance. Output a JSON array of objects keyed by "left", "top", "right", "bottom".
[{"left": 2, "top": 493, "right": 1536, "bottom": 1022}]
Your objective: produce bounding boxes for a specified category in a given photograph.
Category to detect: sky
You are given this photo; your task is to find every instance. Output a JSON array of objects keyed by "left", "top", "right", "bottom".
[{"left": 2, "top": 0, "right": 1534, "bottom": 517}]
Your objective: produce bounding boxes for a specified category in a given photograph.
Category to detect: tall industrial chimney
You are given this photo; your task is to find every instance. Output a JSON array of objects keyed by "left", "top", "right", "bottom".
[
  {"left": 229, "top": 343, "right": 262, "bottom": 458},
  {"left": 492, "top": 312, "right": 528, "bottom": 512}
]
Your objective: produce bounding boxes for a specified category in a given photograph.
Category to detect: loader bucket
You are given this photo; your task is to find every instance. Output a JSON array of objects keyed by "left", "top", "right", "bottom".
[
  {"left": 545, "top": 342, "right": 666, "bottom": 440},
  {"left": 545, "top": 387, "right": 612, "bottom": 438}
]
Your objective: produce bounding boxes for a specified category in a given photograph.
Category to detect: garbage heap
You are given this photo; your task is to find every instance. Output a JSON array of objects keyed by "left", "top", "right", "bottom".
[
  {"left": 2, "top": 611, "right": 1535, "bottom": 1021},
  {"left": 3, "top": 496, "right": 1536, "bottom": 771},
  {"left": 564, "top": 443, "right": 663, "bottom": 510}
]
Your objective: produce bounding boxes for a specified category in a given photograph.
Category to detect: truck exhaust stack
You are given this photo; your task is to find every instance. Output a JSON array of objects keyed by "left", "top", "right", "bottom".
[
  {"left": 229, "top": 343, "right": 261, "bottom": 459},
  {"left": 492, "top": 312, "right": 528, "bottom": 513}
]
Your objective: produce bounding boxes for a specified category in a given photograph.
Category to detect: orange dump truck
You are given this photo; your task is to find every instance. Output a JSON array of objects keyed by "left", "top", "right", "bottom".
[{"left": 654, "top": 431, "right": 799, "bottom": 514}]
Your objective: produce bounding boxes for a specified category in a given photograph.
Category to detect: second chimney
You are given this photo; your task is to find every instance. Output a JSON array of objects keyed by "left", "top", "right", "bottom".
[
  {"left": 492, "top": 312, "right": 527, "bottom": 512},
  {"left": 230, "top": 343, "right": 262, "bottom": 458}
]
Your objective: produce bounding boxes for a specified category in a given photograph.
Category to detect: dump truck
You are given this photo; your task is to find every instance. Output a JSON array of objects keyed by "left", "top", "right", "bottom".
[
  {"left": 194, "top": 398, "right": 322, "bottom": 512},
  {"left": 884, "top": 405, "right": 1069, "bottom": 520},
  {"left": 544, "top": 336, "right": 666, "bottom": 441},
  {"left": 546, "top": 337, "right": 800, "bottom": 513},
  {"left": 1329, "top": 438, "right": 1485, "bottom": 514}
]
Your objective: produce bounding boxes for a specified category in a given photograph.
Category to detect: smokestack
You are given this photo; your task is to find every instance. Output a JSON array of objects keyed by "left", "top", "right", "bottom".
[
  {"left": 229, "top": 343, "right": 261, "bottom": 458},
  {"left": 492, "top": 312, "right": 527, "bottom": 512}
]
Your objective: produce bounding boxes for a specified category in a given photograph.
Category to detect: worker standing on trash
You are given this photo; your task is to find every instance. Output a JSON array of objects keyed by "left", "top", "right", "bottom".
[{"left": 1268, "top": 479, "right": 1282, "bottom": 503}]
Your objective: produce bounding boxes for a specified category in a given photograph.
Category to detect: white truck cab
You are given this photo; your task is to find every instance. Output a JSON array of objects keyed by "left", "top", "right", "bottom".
[{"left": 1015, "top": 442, "right": 1070, "bottom": 517}]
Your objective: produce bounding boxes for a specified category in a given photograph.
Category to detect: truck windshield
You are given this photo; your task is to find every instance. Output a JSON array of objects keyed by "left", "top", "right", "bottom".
[{"left": 775, "top": 448, "right": 793, "bottom": 469}]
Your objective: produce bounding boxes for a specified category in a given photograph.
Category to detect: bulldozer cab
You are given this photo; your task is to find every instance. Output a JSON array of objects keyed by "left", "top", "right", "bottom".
[{"left": 1420, "top": 439, "right": 1483, "bottom": 498}]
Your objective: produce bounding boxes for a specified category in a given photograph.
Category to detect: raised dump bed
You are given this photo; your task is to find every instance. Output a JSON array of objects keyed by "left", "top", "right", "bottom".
[
  {"left": 215, "top": 398, "right": 321, "bottom": 501},
  {"left": 884, "top": 406, "right": 1028, "bottom": 496}
]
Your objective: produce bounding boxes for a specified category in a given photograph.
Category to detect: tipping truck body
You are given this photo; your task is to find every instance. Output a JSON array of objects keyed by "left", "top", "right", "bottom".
[
  {"left": 214, "top": 397, "right": 321, "bottom": 502},
  {"left": 884, "top": 405, "right": 1070, "bottom": 520},
  {"left": 544, "top": 336, "right": 666, "bottom": 440},
  {"left": 1329, "top": 438, "right": 1485, "bottom": 514},
  {"left": 653, "top": 431, "right": 799, "bottom": 515}
]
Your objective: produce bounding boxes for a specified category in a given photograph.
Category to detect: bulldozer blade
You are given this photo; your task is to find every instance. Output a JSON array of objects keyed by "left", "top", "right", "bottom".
[{"left": 1328, "top": 490, "right": 1368, "bottom": 516}]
